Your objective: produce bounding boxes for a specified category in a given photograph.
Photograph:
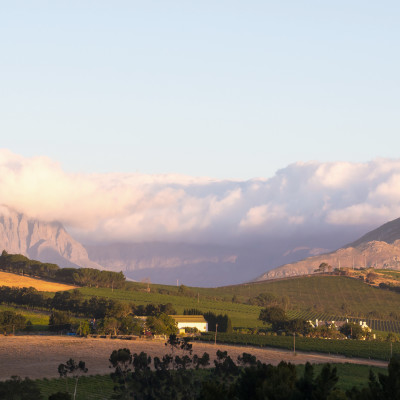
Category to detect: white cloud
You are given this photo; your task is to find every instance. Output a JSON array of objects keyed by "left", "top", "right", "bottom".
[{"left": 1, "top": 149, "right": 400, "bottom": 244}]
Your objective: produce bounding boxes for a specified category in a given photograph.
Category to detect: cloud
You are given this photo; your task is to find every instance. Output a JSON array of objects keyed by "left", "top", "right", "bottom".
[{"left": 1, "top": 149, "right": 400, "bottom": 244}]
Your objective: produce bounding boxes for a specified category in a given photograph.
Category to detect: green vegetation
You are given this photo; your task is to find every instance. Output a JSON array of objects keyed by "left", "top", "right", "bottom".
[
  {"left": 35, "top": 375, "right": 114, "bottom": 400},
  {"left": 77, "top": 286, "right": 262, "bottom": 328},
  {"left": 29, "top": 342, "right": 400, "bottom": 400},
  {"left": 0, "top": 304, "right": 49, "bottom": 329},
  {"left": 31, "top": 364, "right": 387, "bottom": 399},
  {"left": 29, "top": 364, "right": 389, "bottom": 399},
  {"left": 198, "top": 332, "right": 400, "bottom": 361}
]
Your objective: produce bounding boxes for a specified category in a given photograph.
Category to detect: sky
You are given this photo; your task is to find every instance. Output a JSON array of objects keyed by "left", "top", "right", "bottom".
[{"left": 1, "top": 1, "right": 400, "bottom": 180}]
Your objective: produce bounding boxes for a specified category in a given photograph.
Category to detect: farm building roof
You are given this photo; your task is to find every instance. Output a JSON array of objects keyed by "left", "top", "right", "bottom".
[{"left": 170, "top": 315, "right": 207, "bottom": 323}]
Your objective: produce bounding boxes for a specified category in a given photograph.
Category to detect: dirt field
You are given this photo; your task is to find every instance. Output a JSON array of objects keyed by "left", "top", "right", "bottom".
[
  {"left": 0, "top": 271, "right": 76, "bottom": 292},
  {"left": 0, "top": 335, "right": 388, "bottom": 381}
]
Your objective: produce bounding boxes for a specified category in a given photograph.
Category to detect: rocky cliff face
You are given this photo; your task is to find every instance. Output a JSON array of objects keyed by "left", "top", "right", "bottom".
[
  {"left": 0, "top": 207, "right": 102, "bottom": 270},
  {"left": 256, "top": 218, "right": 400, "bottom": 281}
]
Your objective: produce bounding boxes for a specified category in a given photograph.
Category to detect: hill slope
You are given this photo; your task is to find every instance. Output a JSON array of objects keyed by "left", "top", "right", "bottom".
[
  {"left": 0, "top": 271, "right": 76, "bottom": 291},
  {"left": 256, "top": 218, "right": 400, "bottom": 281}
]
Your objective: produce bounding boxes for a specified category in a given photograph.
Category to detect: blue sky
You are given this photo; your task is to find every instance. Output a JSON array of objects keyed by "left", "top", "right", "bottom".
[{"left": 1, "top": 1, "right": 399, "bottom": 179}]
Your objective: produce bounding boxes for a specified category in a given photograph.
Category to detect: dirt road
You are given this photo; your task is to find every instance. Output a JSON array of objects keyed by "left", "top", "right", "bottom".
[{"left": 0, "top": 335, "right": 388, "bottom": 380}]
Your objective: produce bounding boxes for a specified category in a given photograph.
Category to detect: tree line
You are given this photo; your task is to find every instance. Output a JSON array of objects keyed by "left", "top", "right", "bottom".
[
  {"left": 0, "top": 286, "right": 176, "bottom": 320},
  {"left": 2, "top": 334, "right": 400, "bottom": 400},
  {"left": 0, "top": 250, "right": 126, "bottom": 289}
]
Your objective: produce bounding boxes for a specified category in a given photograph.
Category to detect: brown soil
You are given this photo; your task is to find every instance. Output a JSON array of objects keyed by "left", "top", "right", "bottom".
[{"left": 0, "top": 335, "right": 388, "bottom": 381}]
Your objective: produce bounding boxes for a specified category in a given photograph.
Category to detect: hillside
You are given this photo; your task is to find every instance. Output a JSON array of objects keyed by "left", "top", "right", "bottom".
[
  {"left": 256, "top": 217, "right": 400, "bottom": 281},
  {"left": 0, "top": 270, "right": 76, "bottom": 291}
]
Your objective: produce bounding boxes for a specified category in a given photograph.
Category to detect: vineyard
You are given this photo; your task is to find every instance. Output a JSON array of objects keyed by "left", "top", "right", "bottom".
[
  {"left": 197, "top": 332, "right": 400, "bottom": 361},
  {"left": 78, "top": 286, "right": 263, "bottom": 328},
  {"left": 286, "top": 310, "right": 400, "bottom": 334}
]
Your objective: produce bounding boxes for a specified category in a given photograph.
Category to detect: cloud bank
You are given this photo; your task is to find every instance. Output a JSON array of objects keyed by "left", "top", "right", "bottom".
[{"left": 1, "top": 149, "right": 400, "bottom": 244}]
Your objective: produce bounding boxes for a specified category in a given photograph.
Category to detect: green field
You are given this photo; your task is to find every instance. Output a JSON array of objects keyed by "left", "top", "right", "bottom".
[
  {"left": 3, "top": 272, "right": 400, "bottom": 333},
  {"left": 198, "top": 332, "right": 400, "bottom": 361},
  {"left": 114, "top": 275, "right": 400, "bottom": 320},
  {"left": 77, "top": 275, "right": 400, "bottom": 333},
  {"left": 214, "top": 276, "right": 400, "bottom": 318},
  {"left": 78, "top": 286, "right": 263, "bottom": 328},
  {"left": 0, "top": 304, "right": 50, "bottom": 331}
]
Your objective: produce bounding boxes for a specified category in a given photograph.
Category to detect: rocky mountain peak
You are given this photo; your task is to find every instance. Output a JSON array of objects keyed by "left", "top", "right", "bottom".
[{"left": 0, "top": 207, "right": 102, "bottom": 270}]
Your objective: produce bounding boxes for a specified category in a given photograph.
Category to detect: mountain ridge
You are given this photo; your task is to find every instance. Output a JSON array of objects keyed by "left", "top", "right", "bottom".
[
  {"left": 255, "top": 217, "right": 400, "bottom": 281},
  {"left": 0, "top": 207, "right": 103, "bottom": 270}
]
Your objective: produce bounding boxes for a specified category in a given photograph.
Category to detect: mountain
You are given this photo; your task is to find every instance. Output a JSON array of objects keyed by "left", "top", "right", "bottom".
[
  {"left": 345, "top": 217, "right": 400, "bottom": 247},
  {"left": 0, "top": 207, "right": 102, "bottom": 270},
  {"left": 255, "top": 217, "right": 400, "bottom": 281},
  {"left": 85, "top": 238, "right": 347, "bottom": 287}
]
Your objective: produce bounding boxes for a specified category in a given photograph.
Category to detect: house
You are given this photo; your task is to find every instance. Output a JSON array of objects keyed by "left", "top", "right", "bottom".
[{"left": 170, "top": 315, "right": 208, "bottom": 334}]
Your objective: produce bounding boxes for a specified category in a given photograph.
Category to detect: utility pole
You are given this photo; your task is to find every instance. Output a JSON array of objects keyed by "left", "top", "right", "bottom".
[
  {"left": 293, "top": 332, "right": 296, "bottom": 354},
  {"left": 215, "top": 324, "right": 218, "bottom": 345},
  {"left": 177, "top": 279, "right": 179, "bottom": 287},
  {"left": 197, "top": 292, "right": 199, "bottom": 304}
]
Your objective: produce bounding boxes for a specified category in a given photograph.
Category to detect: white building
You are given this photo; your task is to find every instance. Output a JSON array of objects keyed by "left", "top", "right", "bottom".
[{"left": 170, "top": 315, "right": 208, "bottom": 333}]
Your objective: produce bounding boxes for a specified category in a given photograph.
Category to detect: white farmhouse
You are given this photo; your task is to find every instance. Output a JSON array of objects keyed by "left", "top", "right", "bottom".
[{"left": 170, "top": 315, "right": 208, "bottom": 334}]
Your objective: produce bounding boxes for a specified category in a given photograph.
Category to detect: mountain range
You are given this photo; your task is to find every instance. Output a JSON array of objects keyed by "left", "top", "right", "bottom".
[{"left": 2, "top": 206, "right": 400, "bottom": 287}]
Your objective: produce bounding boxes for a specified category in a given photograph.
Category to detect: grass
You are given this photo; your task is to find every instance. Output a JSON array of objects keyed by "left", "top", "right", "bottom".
[
  {"left": 212, "top": 275, "right": 400, "bottom": 318},
  {"left": 35, "top": 375, "right": 114, "bottom": 400},
  {"left": 0, "top": 304, "right": 50, "bottom": 331},
  {"left": 78, "top": 286, "right": 263, "bottom": 328},
  {"left": 296, "top": 363, "right": 387, "bottom": 391},
  {"left": 122, "top": 275, "right": 400, "bottom": 321},
  {"left": 3, "top": 271, "right": 400, "bottom": 333},
  {"left": 77, "top": 275, "right": 400, "bottom": 332},
  {"left": 375, "top": 269, "right": 400, "bottom": 282},
  {"left": 198, "top": 332, "right": 400, "bottom": 361},
  {"left": 0, "top": 271, "right": 76, "bottom": 292}
]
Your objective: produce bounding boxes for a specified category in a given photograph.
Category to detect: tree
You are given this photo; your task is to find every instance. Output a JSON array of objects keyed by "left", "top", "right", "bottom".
[
  {"left": 57, "top": 359, "right": 88, "bottom": 400},
  {"left": 76, "top": 320, "right": 90, "bottom": 337},
  {"left": 0, "top": 310, "right": 26, "bottom": 334},
  {"left": 366, "top": 272, "right": 379, "bottom": 283},
  {"left": 339, "top": 322, "right": 364, "bottom": 339},
  {"left": 146, "top": 313, "right": 178, "bottom": 335},
  {"left": 49, "top": 311, "right": 72, "bottom": 332},
  {"left": 109, "top": 348, "right": 133, "bottom": 396},
  {"left": 0, "top": 376, "right": 42, "bottom": 400},
  {"left": 258, "top": 306, "right": 286, "bottom": 331},
  {"left": 250, "top": 292, "right": 279, "bottom": 307}
]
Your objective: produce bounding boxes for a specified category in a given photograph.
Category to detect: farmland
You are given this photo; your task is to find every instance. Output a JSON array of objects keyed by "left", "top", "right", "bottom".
[
  {"left": 78, "top": 286, "right": 263, "bottom": 328},
  {"left": 77, "top": 275, "right": 400, "bottom": 333},
  {"left": 199, "top": 332, "right": 400, "bottom": 361},
  {"left": 2, "top": 270, "right": 400, "bottom": 333},
  {"left": 0, "top": 271, "right": 76, "bottom": 292},
  {"left": 0, "top": 335, "right": 388, "bottom": 380}
]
